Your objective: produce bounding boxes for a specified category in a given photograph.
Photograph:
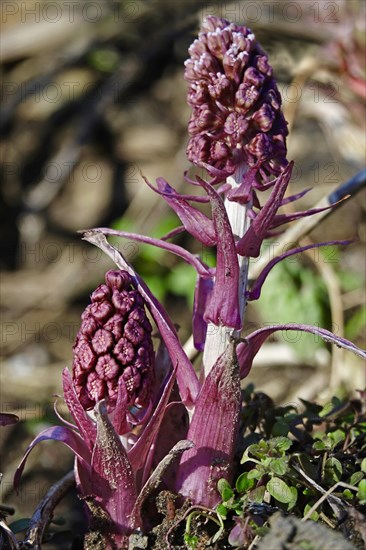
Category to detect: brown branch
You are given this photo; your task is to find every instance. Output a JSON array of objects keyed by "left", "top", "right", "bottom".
[
  {"left": 132, "top": 439, "right": 194, "bottom": 524},
  {"left": 19, "top": 470, "right": 75, "bottom": 550}
]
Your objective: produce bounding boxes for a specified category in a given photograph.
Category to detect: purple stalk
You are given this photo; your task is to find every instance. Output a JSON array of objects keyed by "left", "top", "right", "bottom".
[
  {"left": 236, "top": 162, "right": 293, "bottom": 258},
  {"left": 143, "top": 175, "right": 217, "bottom": 246},
  {"left": 91, "top": 401, "right": 137, "bottom": 537},
  {"left": 202, "top": 163, "right": 252, "bottom": 374},
  {"left": 197, "top": 176, "right": 242, "bottom": 332},
  {"left": 184, "top": 15, "right": 290, "bottom": 375}
]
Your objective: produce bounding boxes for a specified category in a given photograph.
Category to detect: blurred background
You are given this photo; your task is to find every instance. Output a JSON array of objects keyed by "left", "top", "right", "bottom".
[{"left": 1, "top": 0, "right": 365, "bottom": 545}]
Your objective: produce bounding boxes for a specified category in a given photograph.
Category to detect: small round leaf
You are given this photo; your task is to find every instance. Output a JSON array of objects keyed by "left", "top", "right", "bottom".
[{"left": 267, "top": 477, "right": 296, "bottom": 504}]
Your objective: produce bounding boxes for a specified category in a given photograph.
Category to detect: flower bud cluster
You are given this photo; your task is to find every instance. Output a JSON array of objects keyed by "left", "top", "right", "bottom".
[
  {"left": 185, "top": 16, "right": 288, "bottom": 179},
  {"left": 72, "top": 270, "right": 154, "bottom": 411}
]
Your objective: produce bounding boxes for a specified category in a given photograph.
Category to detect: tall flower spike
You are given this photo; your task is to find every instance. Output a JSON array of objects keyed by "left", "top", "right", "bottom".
[
  {"left": 185, "top": 15, "right": 288, "bottom": 181},
  {"left": 185, "top": 16, "right": 289, "bottom": 373},
  {"left": 72, "top": 269, "right": 155, "bottom": 420}
]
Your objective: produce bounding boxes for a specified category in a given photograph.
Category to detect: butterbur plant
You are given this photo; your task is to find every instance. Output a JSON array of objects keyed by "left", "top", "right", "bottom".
[{"left": 14, "top": 15, "right": 366, "bottom": 549}]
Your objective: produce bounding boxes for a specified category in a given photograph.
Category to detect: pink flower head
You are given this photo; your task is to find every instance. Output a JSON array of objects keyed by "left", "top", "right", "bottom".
[
  {"left": 185, "top": 16, "right": 288, "bottom": 180},
  {"left": 72, "top": 270, "right": 155, "bottom": 412}
]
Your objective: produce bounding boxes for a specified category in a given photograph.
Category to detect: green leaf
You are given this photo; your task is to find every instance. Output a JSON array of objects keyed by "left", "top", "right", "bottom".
[
  {"left": 269, "top": 458, "right": 288, "bottom": 476},
  {"left": 304, "top": 503, "right": 319, "bottom": 521},
  {"left": 312, "top": 440, "right": 326, "bottom": 451},
  {"left": 357, "top": 479, "right": 366, "bottom": 504},
  {"left": 297, "top": 454, "right": 318, "bottom": 480},
  {"left": 240, "top": 455, "right": 260, "bottom": 466},
  {"left": 287, "top": 486, "right": 298, "bottom": 510},
  {"left": 217, "top": 478, "right": 233, "bottom": 501},
  {"left": 361, "top": 458, "right": 366, "bottom": 473},
  {"left": 272, "top": 420, "right": 289, "bottom": 436},
  {"left": 216, "top": 503, "right": 228, "bottom": 518},
  {"left": 267, "top": 477, "right": 296, "bottom": 504},
  {"left": 246, "top": 441, "right": 268, "bottom": 459},
  {"left": 328, "top": 429, "right": 345, "bottom": 447},
  {"left": 236, "top": 472, "right": 255, "bottom": 493},
  {"left": 184, "top": 533, "right": 199, "bottom": 549},
  {"left": 247, "top": 468, "right": 263, "bottom": 480},
  {"left": 271, "top": 436, "right": 292, "bottom": 453},
  {"left": 349, "top": 471, "right": 364, "bottom": 486},
  {"left": 324, "top": 457, "right": 342, "bottom": 483},
  {"left": 262, "top": 457, "right": 272, "bottom": 469},
  {"left": 330, "top": 395, "right": 342, "bottom": 408}
]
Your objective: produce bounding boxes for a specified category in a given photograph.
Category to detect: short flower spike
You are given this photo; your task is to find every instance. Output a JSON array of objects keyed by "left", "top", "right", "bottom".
[{"left": 72, "top": 270, "right": 155, "bottom": 416}]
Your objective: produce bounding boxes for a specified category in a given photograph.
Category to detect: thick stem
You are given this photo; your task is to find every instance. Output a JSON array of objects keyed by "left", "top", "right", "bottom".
[{"left": 203, "top": 164, "right": 251, "bottom": 376}]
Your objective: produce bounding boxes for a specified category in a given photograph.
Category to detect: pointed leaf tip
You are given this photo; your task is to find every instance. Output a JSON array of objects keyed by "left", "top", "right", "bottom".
[
  {"left": 0, "top": 413, "right": 19, "bottom": 426},
  {"left": 236, "top": 162, "right": 293, "bottom": 258},
  {"left": 14, "top": 426, "right": 91, "bottom": 493},
  {"left": 62, "top": 368, "right": 96, "bottom": 448},
  {"left": 237, "top": 323, "right": 366, "bottom": 379}
]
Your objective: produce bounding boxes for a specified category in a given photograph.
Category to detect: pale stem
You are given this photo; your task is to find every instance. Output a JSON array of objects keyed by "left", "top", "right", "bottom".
[{"left": 203, "top": 164, "right": 252, "bottom": 376}]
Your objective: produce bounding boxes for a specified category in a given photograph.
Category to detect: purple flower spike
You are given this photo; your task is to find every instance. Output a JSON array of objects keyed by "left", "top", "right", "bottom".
[
  {"left": 72, "top": 270, "right": 155, "bottom": 421},
  {"left": 185, "top": 16, "right": 288, "bottom": 180}
]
